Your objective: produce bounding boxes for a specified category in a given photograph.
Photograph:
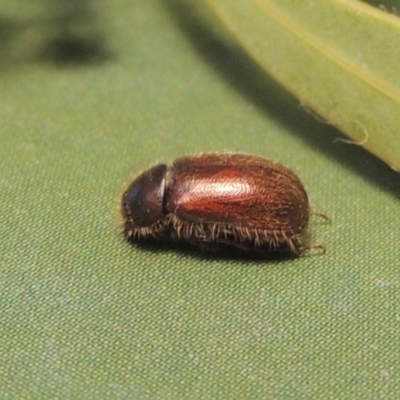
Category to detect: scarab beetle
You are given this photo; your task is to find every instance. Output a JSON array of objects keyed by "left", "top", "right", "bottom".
[{"left": 121, "top": 153, "right": 313, "bottom": 256}]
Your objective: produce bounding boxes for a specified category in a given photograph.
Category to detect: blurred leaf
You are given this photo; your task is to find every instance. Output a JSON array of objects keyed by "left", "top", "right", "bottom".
[{"left": 202, "top": 0, "right": 400, "bottom": 172}]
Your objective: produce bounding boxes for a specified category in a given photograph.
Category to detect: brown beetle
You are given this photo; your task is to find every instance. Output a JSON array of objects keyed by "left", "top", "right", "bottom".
[{"left": 121, "top": 153, "right": 312, "bottom": 256}]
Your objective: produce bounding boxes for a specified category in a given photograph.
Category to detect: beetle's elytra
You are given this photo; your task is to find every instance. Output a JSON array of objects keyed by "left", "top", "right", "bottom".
[{"left": 121, "top": 153, "right": 312, "bottom": 256}]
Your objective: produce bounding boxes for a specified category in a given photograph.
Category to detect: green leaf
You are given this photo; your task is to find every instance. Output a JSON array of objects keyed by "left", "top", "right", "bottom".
[{"left": 202, "top": 0, "right": 400, "bottom": 171}]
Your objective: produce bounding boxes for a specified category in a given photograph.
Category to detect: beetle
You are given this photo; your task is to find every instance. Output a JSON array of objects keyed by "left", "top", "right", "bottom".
[{"left": 121, "top": 153, "right": 313, "bottom": 256}]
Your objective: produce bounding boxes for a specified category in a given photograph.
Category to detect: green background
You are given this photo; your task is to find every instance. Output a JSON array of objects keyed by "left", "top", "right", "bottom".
[{"left": 1, "top": 0, "right": 399, "bottom": 398}]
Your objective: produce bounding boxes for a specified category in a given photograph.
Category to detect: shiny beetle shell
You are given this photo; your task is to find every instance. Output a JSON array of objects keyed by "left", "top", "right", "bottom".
[{"left": 121, "top": 153, "right": 311, "bottom": 256}]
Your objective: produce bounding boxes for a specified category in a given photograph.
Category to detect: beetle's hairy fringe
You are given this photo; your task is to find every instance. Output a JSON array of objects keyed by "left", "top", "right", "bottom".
[
  {"left": 124, "top": 214, "right": 308, "bottom": 255},
  {"left": 124, "top": 220, "right": 167, "bottom": 240},
  {"left": 169, "top": 215, "right": 307, "bottom": 255}
]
